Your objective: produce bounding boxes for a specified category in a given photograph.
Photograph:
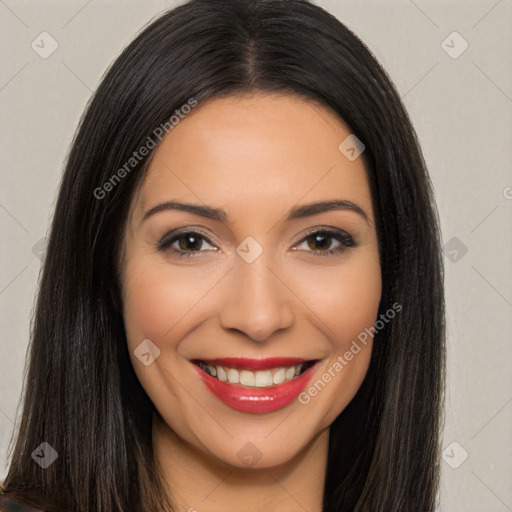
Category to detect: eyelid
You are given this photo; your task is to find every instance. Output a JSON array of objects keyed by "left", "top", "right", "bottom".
[{"left": 291, "top": 225, "right": 355, "bottom": 247}]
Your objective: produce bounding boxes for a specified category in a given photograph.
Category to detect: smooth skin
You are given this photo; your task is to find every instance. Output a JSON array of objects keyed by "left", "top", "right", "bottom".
[{"left": 119, "top": 92, "right": 382, "bottom": 511}]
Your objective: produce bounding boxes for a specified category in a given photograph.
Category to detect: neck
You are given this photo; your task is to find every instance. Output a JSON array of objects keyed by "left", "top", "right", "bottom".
[{"left": 152, "top": 413, "right": 328, "bottom": 512}]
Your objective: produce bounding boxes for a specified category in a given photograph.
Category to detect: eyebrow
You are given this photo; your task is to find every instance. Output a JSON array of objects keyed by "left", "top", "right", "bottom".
[{"left": 141, "top": 199, "right": 368, "bottom": 224}]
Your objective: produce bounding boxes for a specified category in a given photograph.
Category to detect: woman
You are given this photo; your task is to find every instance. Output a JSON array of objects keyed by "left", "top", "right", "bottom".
[{"left": 0, "top": 0, "right": 445, "bottom": 510}]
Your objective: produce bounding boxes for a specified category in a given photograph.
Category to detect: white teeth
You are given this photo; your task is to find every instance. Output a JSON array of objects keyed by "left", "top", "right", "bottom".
[
  {"left": 227, "top": 368, "right": 239, "bottom": 384},
  {"left": 285, "top": 367, "right": 296, "bottom": 381},
  {"left": 255, "top": 370, "right": 273, "bottom": 388},
  {"left": 216, "top": 366, "right": 227, "bottom": 381},
  {"left": 272, "top": 368, "right": 285, "bottom": 385},
  {"left": 239, "top": 370, "right": 255, "bottom": 386},
  {"left": 201, "top": 362, "right": 310, "bottom": 388}
]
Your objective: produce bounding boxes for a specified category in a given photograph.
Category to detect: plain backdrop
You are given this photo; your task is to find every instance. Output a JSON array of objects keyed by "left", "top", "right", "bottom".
[{"left": 1, "top": 1, "right": 511, "bottom": 510}]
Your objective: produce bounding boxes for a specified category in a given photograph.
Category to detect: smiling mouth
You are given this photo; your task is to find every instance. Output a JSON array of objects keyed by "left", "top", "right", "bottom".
[
  {"left": 193, "top": 358, "right": 317, "bottom": 388},
  {"left": 192, "top": 357, "right": 320, "bottom": 413}
]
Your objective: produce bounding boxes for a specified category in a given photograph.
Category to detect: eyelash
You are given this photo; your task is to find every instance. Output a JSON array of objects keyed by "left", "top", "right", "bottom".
[{"left": 156, "top": 227, "right": 356, "bottom": 258}]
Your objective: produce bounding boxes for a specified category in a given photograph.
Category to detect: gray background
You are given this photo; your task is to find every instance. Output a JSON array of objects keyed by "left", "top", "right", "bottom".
[{"left": 1, "top": 1, "right": 511, "bottom": 510}]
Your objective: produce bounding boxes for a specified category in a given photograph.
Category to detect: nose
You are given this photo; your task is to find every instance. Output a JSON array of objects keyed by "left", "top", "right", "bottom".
[{"left": 219, "top": 253, "right": 295, "bottom": 343}]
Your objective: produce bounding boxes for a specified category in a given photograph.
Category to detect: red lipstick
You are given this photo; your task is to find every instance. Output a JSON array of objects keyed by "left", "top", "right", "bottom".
[{"left": 193, "top": 357, "right": 318, "bottom": 413}]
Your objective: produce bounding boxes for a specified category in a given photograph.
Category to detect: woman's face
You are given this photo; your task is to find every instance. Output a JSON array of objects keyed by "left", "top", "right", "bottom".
[{"left": 120, "top": 92, "right": 381, "bottom": 469}]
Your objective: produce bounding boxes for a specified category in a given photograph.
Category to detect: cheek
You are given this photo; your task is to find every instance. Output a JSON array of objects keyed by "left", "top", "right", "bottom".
[
  {"left": 121, "top": 258, "right": 205, "bottom": 412},
  {"left": 335, "top": 270, "right": 381, "bottom": 346},
  {"left": 294, "top": 253, "right": 382, "bottom": 346},
  {"left": 121, "top": 257, "right": 211, "bottom": 348},
  {"left": 295, "top": 258, "right": 381, "bottom": 425}
]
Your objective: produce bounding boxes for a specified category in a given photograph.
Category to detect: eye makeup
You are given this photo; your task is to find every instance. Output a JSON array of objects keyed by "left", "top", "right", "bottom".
[{"left": 155, "top": 226, "right": 357, "bottom": 259}]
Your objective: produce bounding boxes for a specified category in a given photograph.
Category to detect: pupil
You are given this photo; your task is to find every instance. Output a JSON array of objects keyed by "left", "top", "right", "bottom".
[
  {"left": 309, "top": 234, "right": 331, "bottom": 251},
  {"left": 180, "top": 234, "right": 201, "bottom": 251}
]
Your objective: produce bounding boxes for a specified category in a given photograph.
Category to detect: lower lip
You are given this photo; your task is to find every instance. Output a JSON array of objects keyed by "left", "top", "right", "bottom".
[{"left": 194, "top": 363, "right": 317, "bottom": 413}]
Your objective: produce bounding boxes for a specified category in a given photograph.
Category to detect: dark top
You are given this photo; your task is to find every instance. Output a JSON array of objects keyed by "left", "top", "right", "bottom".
[{"left": 0, "top": 494, "right": 45, "bottom": 511}]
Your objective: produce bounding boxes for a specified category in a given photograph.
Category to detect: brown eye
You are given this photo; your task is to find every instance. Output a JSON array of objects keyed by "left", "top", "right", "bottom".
[
  {"left": 295, "top": 229, "right": 355, "bottom": 257},
  {"left": 157, "top": 230, "right": 217, "bottom": 257},
  {"left": 176, "top": 233, "right": 204, "bottom": 251},
  {"left": 306, "top": 233, "right": 336, "bottom": 251}
]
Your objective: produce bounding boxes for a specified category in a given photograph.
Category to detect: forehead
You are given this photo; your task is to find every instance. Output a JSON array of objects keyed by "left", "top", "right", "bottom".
[{"left": 132, "top": 92, "right": 373, "bottom": 223}]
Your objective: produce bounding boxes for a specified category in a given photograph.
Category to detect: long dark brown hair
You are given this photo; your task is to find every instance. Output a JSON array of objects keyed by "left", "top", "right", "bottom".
[{"left": 1, "top": 1, "right": 445, "bottom": 510}]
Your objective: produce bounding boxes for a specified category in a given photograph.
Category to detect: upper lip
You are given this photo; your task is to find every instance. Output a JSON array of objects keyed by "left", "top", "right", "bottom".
[{"left": 192, "top": 357, "right": 315, "bottom": 370}]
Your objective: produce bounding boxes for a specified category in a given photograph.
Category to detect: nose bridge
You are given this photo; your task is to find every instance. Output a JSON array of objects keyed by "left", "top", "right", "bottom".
[{"left": 219, "top": 244, "right": 295, "bottom": 342}]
